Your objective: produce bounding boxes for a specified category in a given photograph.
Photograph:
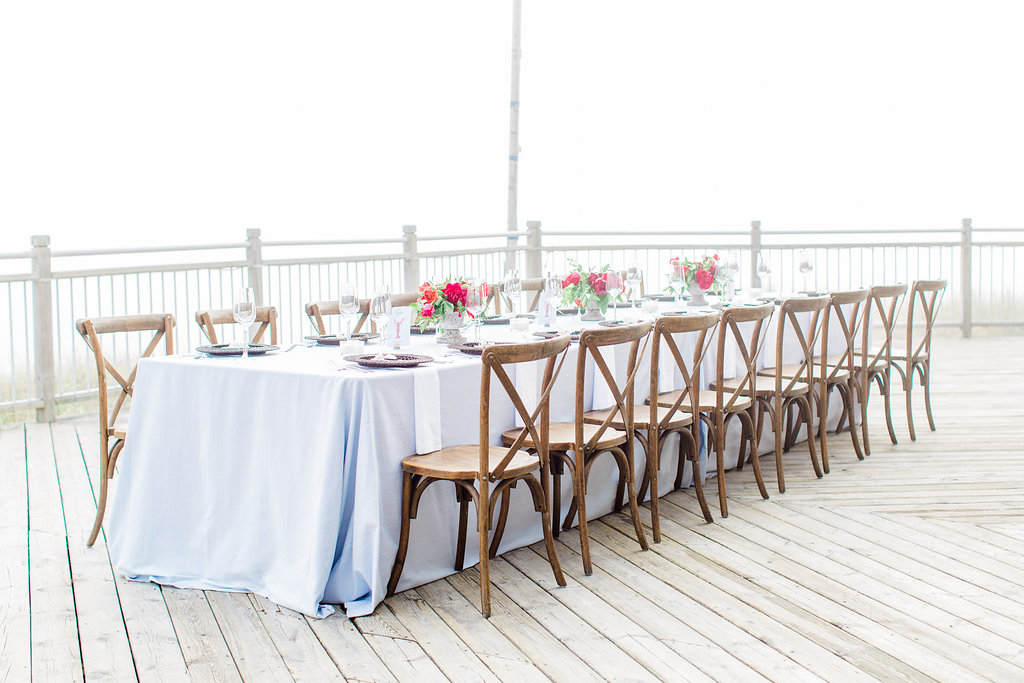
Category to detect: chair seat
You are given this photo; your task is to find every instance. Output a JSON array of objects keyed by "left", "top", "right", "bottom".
[
  {"left": 502, "top": 422, "right": 627, "bottom": 451},
  {"left": 711, "top": 376, "right": 809, "bottom": 397},
  {"left": 826, "top": 353, "right": 888, "bottom": 371},
  {"left": 889, "top": 353, "right": 928, "bottom": 362},
  {"left": 584, "top": 404, "right": 693, "bottom": 431},
  {"left": 401, "top": 445, "right": 538, "bottom": 480},
  {"left": 651, "top": 389, "right": 752, "bottom": 412},
  {"left": 759, "top": 364, "right": 851, "bottom": 383}
]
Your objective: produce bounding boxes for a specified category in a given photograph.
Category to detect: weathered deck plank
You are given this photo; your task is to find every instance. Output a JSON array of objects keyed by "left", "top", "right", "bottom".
[{"left": 5, "top": 334, "right": 1024, "bottom": 681}]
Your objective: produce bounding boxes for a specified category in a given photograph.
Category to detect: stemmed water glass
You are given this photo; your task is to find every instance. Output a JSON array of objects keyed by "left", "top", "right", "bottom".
[
  {"left": 757, "top": 255, "right": 772, "bottom": 294},
  {"left": 232, "top": 287, "right": 257, "bottom": 360},
  {"left": 503, "top": 269, "right": 521, "bottom": 317},
  {"left": 369, "top": 286, "right": 392, "bottom": 358},
  {"left": 625, "top": 264, "right": 642, "bottom": 310},
  {"left": 606, "top": 271, "right": 624, "bottom": 322},
  {"left": 465, "top": 280, "right": 486, "bottom": 342},
  {"left": 798, "top": 250, "right": 814, "bottom": 293},
  {"left": 338, "top": 282, "right": 359, "bottom": 339},
  {"left": 543, "top": 273, "right": 563, "bottom": 328}
]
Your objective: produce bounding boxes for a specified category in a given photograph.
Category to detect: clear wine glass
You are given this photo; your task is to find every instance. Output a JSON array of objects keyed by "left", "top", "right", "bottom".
[
  {"left": 369, "top": 286, "right": 392, "bottom": 358},
  {"left": 625, "top": 263, "right": 642, "bottom": 310},
  {"left": 757, "top": 255, "right": 772, "bottom": 294},
  {"left": 503, "top": 269, "right": 521, "bottom": 317},
  {"left": 543, "top": 273, "right": 563, "bottom": 328},
  {"left": 338, "top": 282, "right": 359, "bottom": 339},
  {"left": 465, "top": 280, "right": 486, "bottom": 342},
  {"left": 605, "top": 271, "right": 624, "bottom": 322},
  {"left": 232, "top": 287, "right": 257, "bottom": 360},
  {"left": 798, "top": 250, "right": 814, "bottom": 293},
  {"left": 724, "top": 252, "right": 740, "bottom": 301}
]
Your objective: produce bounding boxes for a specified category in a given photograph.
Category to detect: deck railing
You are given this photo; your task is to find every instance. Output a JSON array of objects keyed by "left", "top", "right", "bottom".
[{"left": 2, "top": 219, "right": 1021, "bottom": 421}]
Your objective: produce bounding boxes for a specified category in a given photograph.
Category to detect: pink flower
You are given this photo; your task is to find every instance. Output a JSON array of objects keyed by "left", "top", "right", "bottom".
[
  {"left": 442, "top": 282, "right": 467, "bottom": 306},
  {"left": 421, "top": 302, "right": 434, "bottom": 318},
  {"left": 696, "top": 268, "right": 715, "bottom": 290}
]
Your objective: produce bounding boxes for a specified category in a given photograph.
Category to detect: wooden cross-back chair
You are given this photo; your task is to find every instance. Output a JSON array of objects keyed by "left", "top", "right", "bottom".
[
  {"left": 492, "top": 278, "right": 545, "bottom": 315},
  {"left": 304, "top": 300, "right": 370, "bottom": 336},
  {"left": 195, "top": 306, "right": 279, "bottom": 345},
  {"left": 75, "top": 313, "right": 175, "bottom": 547},
  {"left": 504, "top": 321, "right": 653, "bottom": 575},
  {"left": 606, "top": 312, "right": 720, "bottom": 538},
  {"left": 812, "top": 289, "right": 870, "bottom": 470},
  {"left": 387, "top": 336, "right": 571, "bottom": 617},
  {"left": 662, "top": 304, "right": 773, "bottom": 517},
  {"left": 850, "top": 284, "right": 908, "bottom": 455},
  {"left": 891, "top": 279, "right": 946, "bottom": 441},
  {"left": 747, "top": 296, "right": 829, "bottom": 493}
]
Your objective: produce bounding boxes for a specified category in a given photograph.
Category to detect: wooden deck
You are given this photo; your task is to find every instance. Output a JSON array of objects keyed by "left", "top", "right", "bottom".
[{"left": 3, "top": 335, "right": 1024, "bottom": 682}]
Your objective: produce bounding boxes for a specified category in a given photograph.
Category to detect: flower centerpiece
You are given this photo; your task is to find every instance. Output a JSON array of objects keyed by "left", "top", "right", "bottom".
[
  {"left": 413, "top": 278, "right": 478, "bottom": 343},
  {"left": 560, "top": 260, "right": 619, "bottom": 320},
  {"left": 666, "top": 254, "right": 725, "bottom": 305}
]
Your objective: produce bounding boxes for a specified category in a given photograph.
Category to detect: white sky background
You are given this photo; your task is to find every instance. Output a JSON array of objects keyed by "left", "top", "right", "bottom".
[{"left": 1, "top": 0, "right": 1022, "bottom": 252}]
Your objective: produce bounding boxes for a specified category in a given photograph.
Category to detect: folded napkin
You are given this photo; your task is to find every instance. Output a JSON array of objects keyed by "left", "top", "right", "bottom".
[{"left": 412, "top": 367, "right": 442, "bottom": 453}]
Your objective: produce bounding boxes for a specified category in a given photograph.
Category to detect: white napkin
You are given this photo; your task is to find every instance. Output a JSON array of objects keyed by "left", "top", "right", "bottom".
[{"left": 412, "top": 366, "right": 442, "bottom": 453}]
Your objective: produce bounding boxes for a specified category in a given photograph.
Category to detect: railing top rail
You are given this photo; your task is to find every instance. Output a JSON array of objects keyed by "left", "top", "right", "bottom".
[
  {"left": 52, "top": 242, "right": 249, "bottom": 258},
  {"left": 0, "top": 251, "right": 32, "bottom": 260},
  {"left": 762, "top": 227, "right": 957, "bottom": 235},
  {"left": 263, "top": 238, "right": 404, "bottom": 247},
  {"left": 544, "top": 229, "right": 749, "bottom": 237},
  {"left": 419, "top": 231, "right": 529, "bottom": 241},
  {"left": 973, "top": 226, "right": 1024, "bottom": 233}
]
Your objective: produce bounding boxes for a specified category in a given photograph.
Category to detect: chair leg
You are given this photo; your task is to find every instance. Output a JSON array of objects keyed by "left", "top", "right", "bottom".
[
  {"left": 455, "top": 486, "right": 470, "bottom": 570},
  {"left": 839, "top": 381, "right": 865, "bottom": 460},
  {"left": 683, "top": 429, "right": 713, "bottom": 523},
  {"left": 860, "top": 375, "right": 872, "bottom": 456},
  {"left": 801, "top": 397, "right": 823, "bottom": 479},
  {"left": 574, "top": 448, "right": 593, "bottom": 575},
  {"left": 905, "top": 363, "right": 917, "bottom": 441},
  {"left": 387, "top": 472, "right": 415, "bottom": 596},
  {"left": 478, "top": 511, "right": 491, "bottom": 618},
  {"left": 818, "top": 390, "right": 830, "bottom": 475},
  {"left": 551, "top": 453, "right": 563, "bottom": 539},
  {"left": 738, "top": 410, "right": 769, "bottom": 501},
  {"left": 922, "top": 362, "right": 936, "bottom": 431},
  {"left": 773, "top": 401, "right": 786, "bottom": 493},
  {"left": 715, "top": 415, "right": 728, "bottom": 517},
  {"left": 489, "top": 487, "right": 513, "bottom": 559},
  {"left": 523, "top": 474, "right": 566, "bottom": 587},
  {"left": 87, "top": 472, "right": 109, "bottom": 548},
  {"left": 882, "top": 370, "right": 898, "bottom": 445},
  {"left": 619, "top": 445, "right": 650, "bottom": 551},
  {"left": 648, "top": 435, "right": 661, "bottom": 543}
]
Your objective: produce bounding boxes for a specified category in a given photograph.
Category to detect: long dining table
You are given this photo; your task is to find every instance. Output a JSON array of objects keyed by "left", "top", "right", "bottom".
[{"left": 108, "top": 302, "right": 837, "bottom": 618}]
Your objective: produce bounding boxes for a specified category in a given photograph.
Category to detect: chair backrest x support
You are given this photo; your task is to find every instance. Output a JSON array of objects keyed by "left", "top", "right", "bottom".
[
  {"left": 772, "top": 296, "right": 830, "bottom": 393},
  {"left": 76, "top": 314, "right": 175, "bottom": 436},
  {"left": 861, "top": 284, "right": 908, "bottom": 373},
  {"left": 479, "top": 336, "right": 572, "bottom": 486},
  {"left": 905, "top": 280, "right": 947, "bottom": 362},
  {"left": 195, "top": 306, "right": 278, "bottom": 345},
  {"left": 576, "top": 322, "right": 654, "bottom": 451},
  {"left": 717, "top": 304, "right": 775, "bottom": 411},
  {"left": 305, "top": 299, "right": 370, "bottom": 335},
  {"left": 650, "top": 313, "right": 719, "bottom": 429},
  {"left": 822, "top": 289, "right": 869, "bottom": 381}
]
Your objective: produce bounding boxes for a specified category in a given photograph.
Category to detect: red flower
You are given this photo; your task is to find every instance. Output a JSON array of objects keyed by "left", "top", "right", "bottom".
[
  {"left": 574, "top": 297, "right": 582, "bottom": 307},
  {"left": 563, "top": 272, "right": 581, "bottom": 287},
  {"left": 479, "top": 282, "right": 490, "bottom": 297},
  {"left": 421, "top": 302, "right": 434, "bottom": 318},
  {"left": 442, "top": 282, "right": 467, "bottom": 306},
  {"left": 419, "top": 283, "right": 438, "bottom": 304},
  {"left": 696, "top": 268, "right": 715, "bottom": 290}
]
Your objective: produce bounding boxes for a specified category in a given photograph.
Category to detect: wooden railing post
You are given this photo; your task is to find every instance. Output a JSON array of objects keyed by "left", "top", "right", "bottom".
[
  {"left": 246, "top": 228, "right": 264, "bottom": 305},
  {"left": 403, "top": 224, "right": 420, "bottom": 291},
  {"left": 526, "top": 220, "right": 542, "bottom": 279},
  {"left": 750, "top": 220, "right": 762, "bottom": 289},
  {"left": 31, "top": 235, "right": 56, "bottom": 422},
  {"left": 961, "top": 217, "right": 973, "bottom": 338}
]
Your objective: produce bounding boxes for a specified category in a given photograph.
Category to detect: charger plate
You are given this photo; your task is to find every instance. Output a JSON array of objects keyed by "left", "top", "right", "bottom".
[
  {"left": 196, "top": 343, "right": 276, "bottom": 357},
  {"left": 343, "top": 353, "right": 434, "bottom": 369}
]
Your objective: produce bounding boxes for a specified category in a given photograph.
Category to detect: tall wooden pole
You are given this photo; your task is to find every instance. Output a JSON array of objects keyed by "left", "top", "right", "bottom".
[{"left": 506, "top": 0, "right": 522, "bottom": 273}]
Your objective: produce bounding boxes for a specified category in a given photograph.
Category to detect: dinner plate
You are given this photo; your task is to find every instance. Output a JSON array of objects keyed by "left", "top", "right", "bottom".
[
  {"left": 196, "top": 343, "right": 277, "bottom": 357},
  {"left": 305, "top": 334, "right": 342, "bottom": 346},
  {"left": 479, "top": 316, "right": 510, "bottom": 325},
  {"left": 451, "top": 341, "right": 512, "bottom": 355},
  {"left": 646, "top": 294, "right": 676, "bottom": 302},
  {"left": 598, "top": 319, "right": 626, "bottom": 326},
  {"left": 343, "top": 353, "right": 434, "bottom": 369},
  {"left": 533, "top": 330, "right": 580, "bottom": 342}
]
